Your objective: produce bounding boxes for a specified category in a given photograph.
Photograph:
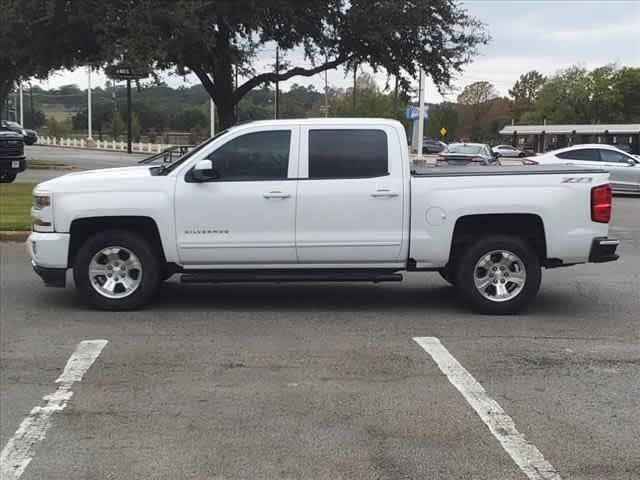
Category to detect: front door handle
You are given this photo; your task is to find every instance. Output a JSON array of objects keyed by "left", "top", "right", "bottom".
[
  {"left": 371, "top": 189, "right": 399, "bottom": 198},
  {"left": 263, "top": 191, "right": 291, "bottom": 199}
]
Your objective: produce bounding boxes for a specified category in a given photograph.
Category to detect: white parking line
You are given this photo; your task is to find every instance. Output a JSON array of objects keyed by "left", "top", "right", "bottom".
[
  {"left": 0, "top": 339, "right": 108, "bottom": 480},
  {"left": 413, "top": 337, "right": 562, "bottom": 480}
]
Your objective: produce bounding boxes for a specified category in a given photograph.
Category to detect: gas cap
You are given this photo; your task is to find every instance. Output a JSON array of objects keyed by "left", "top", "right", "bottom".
[{"left": 426, "top": 207, "right": 447, "bottom": 226}]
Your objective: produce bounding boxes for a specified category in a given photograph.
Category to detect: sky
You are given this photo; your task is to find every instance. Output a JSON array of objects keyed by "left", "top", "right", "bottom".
[{"left": 34, "top": 0, "right": 640, "bottom": 104}]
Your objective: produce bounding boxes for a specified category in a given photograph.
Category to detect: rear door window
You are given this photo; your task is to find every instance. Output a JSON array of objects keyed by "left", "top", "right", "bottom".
[
  {"left": 308, "top": 129, "right": 388, "bottom": 179},
  {"left": 556, "top": 149, "right": 600, "bottom": 161}
]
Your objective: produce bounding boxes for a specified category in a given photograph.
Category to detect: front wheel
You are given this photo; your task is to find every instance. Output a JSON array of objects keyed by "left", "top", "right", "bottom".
[
  {"left": 456, "top": 235, "right": 541, "bottom": 315},
  {"left": 73, "top": 230, "right": 161, "bottom": 310},
  {"left": 0, "top": 171, "right": 17, "bottom": 183}
]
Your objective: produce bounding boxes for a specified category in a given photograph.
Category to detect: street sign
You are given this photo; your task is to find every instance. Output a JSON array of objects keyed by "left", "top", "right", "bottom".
[
  {"left": 406, "top": 104, "right": 429, "bottom": 120},
  {"left": 105, "top": 64, "right": 148, "bottom": 81},
  {"left": 440, "top": 127, "right": 447, "bottom": 137}
]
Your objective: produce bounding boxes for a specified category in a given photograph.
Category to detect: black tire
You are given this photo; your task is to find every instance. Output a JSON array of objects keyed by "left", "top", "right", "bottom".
[
  {"left": 438, "top": 266, "right": 456, "bottom": 286},
  {"left": 0, "top": 171, "right": 17, "bottom": 183},
  {"left": 73, "top": 230, "right": 161, "bottom": 310},
  {"left": 456, "top": 235, "right": 541, "bottom": 315}
]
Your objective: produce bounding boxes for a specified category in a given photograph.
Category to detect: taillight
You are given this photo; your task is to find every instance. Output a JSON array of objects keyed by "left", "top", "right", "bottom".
[
  {"left": 591, "top": 184, "right": 612, "bottom": 223},
  {"left": 523, "top": 159, "right": 539, "bottom": 165},
  {"left": 470, "top": 157, "right": 485, "bottom": 163}
]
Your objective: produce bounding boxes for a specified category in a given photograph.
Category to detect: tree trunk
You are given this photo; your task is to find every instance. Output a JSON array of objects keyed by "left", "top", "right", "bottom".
[{"left": 216, "top": 95, "right": 237, "bottom": 130}]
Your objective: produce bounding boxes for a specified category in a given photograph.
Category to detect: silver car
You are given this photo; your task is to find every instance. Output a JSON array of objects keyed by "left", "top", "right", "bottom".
[
  {"left": 492, "top": 144, "right": 525, "bottom": 158},
  {"left": 533, "top": 144, "right": 640, "bottom": 194}
]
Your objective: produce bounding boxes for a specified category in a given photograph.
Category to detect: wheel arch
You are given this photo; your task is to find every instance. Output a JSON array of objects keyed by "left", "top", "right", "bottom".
[
  {"left": 448, "top": 213, "right": 547, "bottom": 268},
  {"left": 68, "top": 216, "right": 166, "bottom": 267}
]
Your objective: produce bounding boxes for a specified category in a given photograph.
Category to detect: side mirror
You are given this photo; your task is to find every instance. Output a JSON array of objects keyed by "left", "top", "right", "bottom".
[
  {"left": 191, "top": 159, "right": 219, "bottom": 182},
  {"left": 628, "top": 158, "right": 637, "bottom": 166},
  {"left": 494, "top": 152, "right": 502, "bottom": 159}
]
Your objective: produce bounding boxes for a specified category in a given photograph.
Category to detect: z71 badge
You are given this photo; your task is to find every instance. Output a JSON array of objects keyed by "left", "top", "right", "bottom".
[{"left": 561, "top": 177, "right": 593, "bottom": 184}]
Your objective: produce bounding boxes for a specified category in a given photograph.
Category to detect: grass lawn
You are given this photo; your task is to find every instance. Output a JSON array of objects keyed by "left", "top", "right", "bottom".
[
  {"left": 0, "top": 183, "right": 35, "bottom": 230},
  {"left": 27, "top": 159, "right": 71, "bottom": 169}
]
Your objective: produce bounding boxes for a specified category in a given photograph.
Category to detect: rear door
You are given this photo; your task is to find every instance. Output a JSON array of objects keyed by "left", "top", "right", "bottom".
[{"left": 295, "top": 126, "right": 406, "bottom": 265}]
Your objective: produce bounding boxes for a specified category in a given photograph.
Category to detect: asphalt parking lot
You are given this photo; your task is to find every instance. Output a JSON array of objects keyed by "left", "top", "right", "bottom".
[{"left": 1, "top": 196, "right": 638, "bottom": 480}]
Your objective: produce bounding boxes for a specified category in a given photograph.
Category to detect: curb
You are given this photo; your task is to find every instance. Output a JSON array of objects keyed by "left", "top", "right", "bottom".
[{"left": 0, "top": 231, "right": 30, "bottom": 242}]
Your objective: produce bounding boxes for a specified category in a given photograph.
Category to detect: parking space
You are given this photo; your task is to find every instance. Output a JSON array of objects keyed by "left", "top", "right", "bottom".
[{"left": 1, "top": 197, "right": 638, "bottom": 479}]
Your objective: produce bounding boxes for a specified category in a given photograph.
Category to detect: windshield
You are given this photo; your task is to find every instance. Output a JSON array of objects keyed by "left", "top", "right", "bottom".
[
  {"left": 445, "top": 144, "right": 483, "bottom": 155},
  {"left": 158, "top": 129, "right": 230, "bottom": 175}
]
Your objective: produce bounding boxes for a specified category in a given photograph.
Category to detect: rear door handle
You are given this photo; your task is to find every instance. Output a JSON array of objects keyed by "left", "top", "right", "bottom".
[
  {"left": 371, "top": 189, "right": 399, "bottom": 198},
  {"left": 263, "top": 191, "right": 291, "bottom": 199}
]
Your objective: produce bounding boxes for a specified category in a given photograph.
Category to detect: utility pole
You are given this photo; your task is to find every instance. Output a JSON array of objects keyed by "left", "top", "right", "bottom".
[
  {"left": 29, "top": 83, "right": 34, "bottom": 128},
  {"left": 323, "top": 59, "right": 329, "bottom": 118},
  {"left": 87, "top": 67, "right": 93, "bottom": 140},
  {"left": 210, "top": 98, "right": 215, "bottom": 137},
  {"left": 352, "top": 64, "right": 357, "bottom": 113},
  {"left": 126, "top": 78, "right": 132, "bottom": 154},
  {"left": 234, "top": 67, "right": 239, "bottom": 123},
  {"left": 417, "top": 69, "right": 426, "bottom": 161},
  {"left": 274, "top": 47, "right": 280, "bottom": 119},
  {"left": 19, "top": 83, "right": 23, "bottom": 126},
  {"left": 393, "top": 75, "right": 399, "bottom": 118}
]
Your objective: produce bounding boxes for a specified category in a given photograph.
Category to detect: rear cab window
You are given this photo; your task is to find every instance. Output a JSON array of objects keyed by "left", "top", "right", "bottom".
[{"left": 307, "top": 129, "right": 389, "bottom": 179}]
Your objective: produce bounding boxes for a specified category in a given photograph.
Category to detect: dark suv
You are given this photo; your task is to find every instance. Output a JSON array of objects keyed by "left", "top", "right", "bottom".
[{"left": 0, "top": 126, "right": 26, "bottom": 183}]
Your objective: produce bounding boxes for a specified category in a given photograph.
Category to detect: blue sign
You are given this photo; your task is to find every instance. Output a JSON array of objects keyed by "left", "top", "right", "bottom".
[{"left": 406, "top": 105, "right": 429, "bottom": 120}]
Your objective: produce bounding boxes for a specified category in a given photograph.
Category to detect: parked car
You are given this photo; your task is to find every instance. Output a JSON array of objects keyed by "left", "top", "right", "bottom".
[
  {"left": 0, "top": 126, "right": 26, "bottom": 183},
  {"left": 422, "top": 138, "right": 447, "bottom": 154},
  {"left": 437, "top": 143, "right": 496, "bottom": 166},
  {"left": 28, "top": 119, "right": 619, "bottom": 314},
  {"left": 532, "top": 144, "right": 640, "bottom": 194},
  {"left": 492, "top": 144, "right": 525, "bottom": 158},
  {"left": 1, "top": 120, "right": 38, "bottom": 145}
]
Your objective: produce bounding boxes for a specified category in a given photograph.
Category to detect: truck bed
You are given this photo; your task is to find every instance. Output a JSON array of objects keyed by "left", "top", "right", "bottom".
[{"left": 412, "top": 164, "right": 604, "bottom": 177}]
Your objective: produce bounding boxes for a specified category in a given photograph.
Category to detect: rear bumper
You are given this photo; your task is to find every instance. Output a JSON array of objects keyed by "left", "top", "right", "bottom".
[
  {"left": 32, "top": 261, "right": 66, "bottom": 288},
  {"left": 589, "top": 237, "right": 620, "bottom": 263}
]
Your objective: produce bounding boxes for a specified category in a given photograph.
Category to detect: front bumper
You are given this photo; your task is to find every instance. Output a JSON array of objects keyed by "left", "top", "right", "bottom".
[
  {"left": 0, "top": 157, "right": 27, "bottom": 172},
  {"left": 32, "top": 261, "right": 66, "bottom": 287},
  {"left": 589, "top": 237, "right": 620, "bottom": 263}
]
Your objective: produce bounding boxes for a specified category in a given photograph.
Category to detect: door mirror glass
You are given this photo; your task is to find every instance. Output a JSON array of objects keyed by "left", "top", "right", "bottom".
[{"left": 191, "top": 159, "right": 219, "bottom": 182}]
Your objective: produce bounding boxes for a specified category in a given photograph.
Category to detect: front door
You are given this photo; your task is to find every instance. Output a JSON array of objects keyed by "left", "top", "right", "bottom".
[
  {"left": 295, "top": 126, "right": 406, "bottom": 265},
  {"left": 174, "top": 127, "right": 299, "bottom": 265}
]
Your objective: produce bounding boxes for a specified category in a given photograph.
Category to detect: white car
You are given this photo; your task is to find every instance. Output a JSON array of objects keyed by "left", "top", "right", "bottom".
[
  {"left": 492, "top": 145, "right": 525, "bottom": 158},
  {"left": 532, "top": 144, "right": 640, "bottom": 194},
  {"left": 28, "top": 119, "right": 619, "bottom": 314}
]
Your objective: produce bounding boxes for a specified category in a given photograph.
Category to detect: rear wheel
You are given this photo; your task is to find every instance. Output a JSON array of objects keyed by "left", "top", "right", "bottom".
[
  {"left": 0, "top": 171, "right": 17, "bottom": 183},
  {"left": 73, "top": 230, "right": 161, "bottom": 310},
  {"left": 456, "top": 235, "right": 541, "bottom": 314}
]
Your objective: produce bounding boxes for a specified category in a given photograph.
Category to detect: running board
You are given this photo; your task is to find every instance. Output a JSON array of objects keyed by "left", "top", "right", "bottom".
[{"left": 180, "top": 271, "right": 403, "bottom": 284}]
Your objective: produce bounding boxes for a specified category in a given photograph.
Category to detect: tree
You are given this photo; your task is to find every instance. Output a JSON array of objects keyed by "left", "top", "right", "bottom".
[
  {"left": 106, "top": 0, "right": 488, "bottom": 129},
  {"left": 457, "top": 81, "right": 498, "bottom": 124},
  {"left": 0, "top": 1, "right": 114, "bottom": 119},
  {"left": 424, "top": 102, "right": 459, "bottom": 141},
  {"left": 530, "top": 66, "right": 593, "bottom": 124},
  {"left": 509, "top": 71, "right": 545, "bottom": 120}
]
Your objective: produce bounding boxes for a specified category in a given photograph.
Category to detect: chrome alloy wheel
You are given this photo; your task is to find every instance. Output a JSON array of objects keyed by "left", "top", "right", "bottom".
[
  {"left": 88, "top": 246, "right": 143, "bottom": 299},
  {"left": 473, "top": 250, "right": 526, "bottom": 303}
]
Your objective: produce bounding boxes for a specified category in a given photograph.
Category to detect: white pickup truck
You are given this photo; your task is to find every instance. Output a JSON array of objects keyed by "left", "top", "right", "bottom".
[{"left": 28, "top": 119, "right": 619, "bottom": 314}]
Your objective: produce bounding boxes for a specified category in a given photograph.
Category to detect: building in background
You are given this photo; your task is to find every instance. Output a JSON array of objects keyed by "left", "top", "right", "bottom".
[{"left": 500, "top": 124, "right": 640, "bottom": 154}]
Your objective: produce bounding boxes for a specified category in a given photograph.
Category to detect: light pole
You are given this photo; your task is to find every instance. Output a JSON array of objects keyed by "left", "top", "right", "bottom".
[
  {"left": 19, "top": 83, "right": 24, "bottom": 126},
  {"left": 87, "top": 67, "right": 93, "bottom": 140},
  {"left": 275, "top": 47, "right": 280, "bottom": 119},
  {"left": 417, "top": 69, "right": 426, "bottom": 161},
  {"left": 210, "top": 98, "right": 215, "bottom": 137}
]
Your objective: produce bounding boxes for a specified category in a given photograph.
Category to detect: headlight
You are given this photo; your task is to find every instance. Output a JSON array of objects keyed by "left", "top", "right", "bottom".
[{"left": 34, "top": 195, "right": 51, "bottom": 209}]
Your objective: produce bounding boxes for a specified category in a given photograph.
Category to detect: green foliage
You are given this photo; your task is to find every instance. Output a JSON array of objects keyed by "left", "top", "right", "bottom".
[
  {"left": 46, "top": 117, "right": 70, "bottom": 138},
  {"left": 424, "top": 103, "right": 459, "bottom": 141},
  {"left": 526, "top": 65, "right": 640, "bottom": 124},
  {"left": 457, "top": 81, "right": 498, "bottom": 123},
  {"left": 509, "top": 71, "right": 545, "bottom": 120}
]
